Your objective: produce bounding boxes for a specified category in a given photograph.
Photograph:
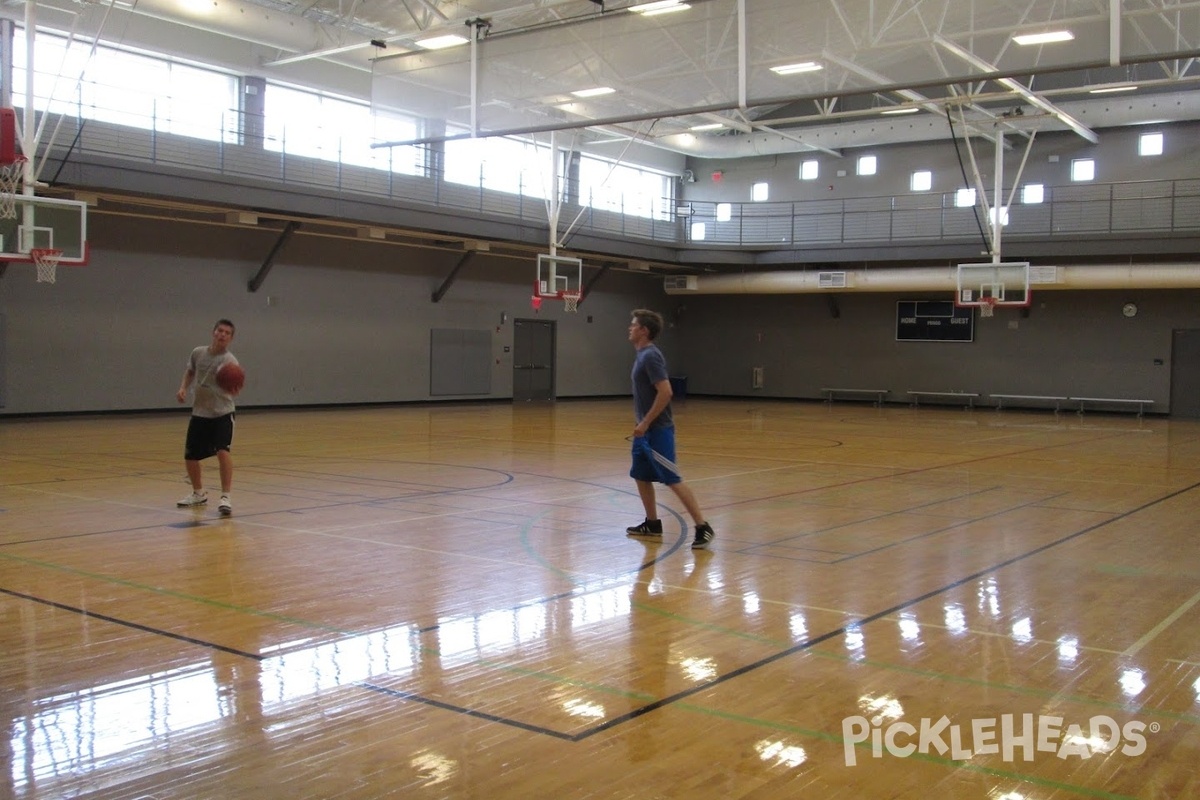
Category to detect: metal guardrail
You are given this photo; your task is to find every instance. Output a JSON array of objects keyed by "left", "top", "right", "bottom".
[{"left": 40, "top": 108, "right": 1200, "bottom": 251}]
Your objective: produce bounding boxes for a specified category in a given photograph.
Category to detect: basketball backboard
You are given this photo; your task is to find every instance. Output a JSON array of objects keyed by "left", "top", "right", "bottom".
[
  {"left": 535, "top": 253, "right": 582, "bottom": 299},
  {"left": 0, "top": 195, "right": 89, "bottom": 265},
  {"left": 955, "top": 262, "right": 1030, "bottom": 308}
]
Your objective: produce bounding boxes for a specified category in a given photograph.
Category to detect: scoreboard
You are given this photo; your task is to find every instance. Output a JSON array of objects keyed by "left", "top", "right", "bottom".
[{"left": 896, "top": 300, "right": 974, "bottom": 342}]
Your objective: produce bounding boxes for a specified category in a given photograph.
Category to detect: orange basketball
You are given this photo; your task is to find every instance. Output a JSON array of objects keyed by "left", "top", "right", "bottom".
[{"left": 216, "top": 362, "right": 245, "bottom": 393}]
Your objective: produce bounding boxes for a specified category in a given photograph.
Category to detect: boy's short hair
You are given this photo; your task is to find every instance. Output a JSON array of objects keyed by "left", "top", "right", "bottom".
[
  {"left": 632, "top": 309, "right": 663, "bottom": 340},
  {"left": 215, "top": 318, "right": 236, "bottom": 334}
]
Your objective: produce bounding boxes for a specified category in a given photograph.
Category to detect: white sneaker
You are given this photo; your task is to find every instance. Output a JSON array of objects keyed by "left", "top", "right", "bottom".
[
  {"left": 178, "top": 490, "right": 207, "bottom": 507},
  {"left": 218, "top": 495, "right": 232, "bottom": 516}
]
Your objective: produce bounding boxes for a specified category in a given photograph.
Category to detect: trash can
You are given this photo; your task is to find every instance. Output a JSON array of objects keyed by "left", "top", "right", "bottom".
[{"left": 669, "top": 376, "right": 688, "bottom": 401}]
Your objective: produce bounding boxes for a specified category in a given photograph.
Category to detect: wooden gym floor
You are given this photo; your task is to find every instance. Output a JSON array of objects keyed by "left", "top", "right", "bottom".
[{"left": 1, "top": 399, "right": 1198, "bottom": 799}]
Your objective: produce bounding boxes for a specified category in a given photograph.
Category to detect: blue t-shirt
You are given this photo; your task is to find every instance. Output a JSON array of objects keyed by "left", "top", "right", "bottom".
[{"left": 631, "top": 344, "right": 673, "bottom": 430}]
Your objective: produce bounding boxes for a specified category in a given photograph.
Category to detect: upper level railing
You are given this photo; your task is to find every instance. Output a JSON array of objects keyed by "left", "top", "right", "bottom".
[
  {"left": 34, "top": 106, "right": 1200, "bottom": 254},
  {"left": 683, "top": 180, "right": 1200, "bottom": 248}
]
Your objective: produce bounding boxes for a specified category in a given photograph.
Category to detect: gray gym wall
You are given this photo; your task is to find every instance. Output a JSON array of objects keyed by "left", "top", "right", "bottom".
[
  {"left": 667, "top": 290, "right": 1198, "bottom": 405},
  {"left": 0, "top": 215, "right": 658, "bottom": 415}
]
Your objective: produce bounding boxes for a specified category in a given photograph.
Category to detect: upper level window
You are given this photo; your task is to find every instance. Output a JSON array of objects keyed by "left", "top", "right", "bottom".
[
  {"left": 955, "top": 188, "right": 976, "bottom": 207},
  {"left": 910, "top": 170, "right": 932, "bottom": 192},
  {"left": 751, "top": 182, "right": 769, "bottom": 202},
  {"left": 1071, "top": 158, "right": 1095, "bottom": 181},
  {"left": 267, "top": 86, "right": 420, "bottom": 175},
  {"left": 716, "top": 203, "right": 732, "bottom": 222},
  {"left": 578, "top": 155, "right": 672, "bottom": 219},
  {"left": 690, "top": 221, "right": 706, "bottom": 240},
  {"left": 445, "top": 134, "right": 551, "bottom": 199},
  {"left": 12, "top": 30, "right": 237, "bottom": 144},
  {"left": 799, "top": 160, "right": 818, "bottom": 180},
  {"left": 1139, "top": 132, "right": 1163, "bottom": 156},
  {"left": 1022, "top": 183, "right": 1045, "bottom": 204},
  {"left": 857, "top": 155, "right": 877, "bottom": 176}
]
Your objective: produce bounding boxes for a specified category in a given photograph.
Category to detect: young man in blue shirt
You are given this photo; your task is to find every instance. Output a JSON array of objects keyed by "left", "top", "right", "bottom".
[{"left": 625, "top": 309, "right": 715, "bottom": 549}]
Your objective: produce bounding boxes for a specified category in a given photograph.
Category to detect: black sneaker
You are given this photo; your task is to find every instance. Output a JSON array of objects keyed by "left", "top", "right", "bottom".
[
  {"left": 626, "top": 518, "right": 663, "bottom": 537},
  {"left": 692, "top": 522, "right": 715, "bottom": 550}
]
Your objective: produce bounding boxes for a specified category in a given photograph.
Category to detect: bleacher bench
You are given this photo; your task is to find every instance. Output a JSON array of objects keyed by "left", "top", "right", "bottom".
[
  {"left": 1071, "top": 397, "right": 1154, "bottom": 418},
  {"left": 991, "top": 394, "right": 1069, "bottom": 412},
  {"left": 821, "top": 388, "right": 888, "bottom": 406},
  {"left": 907, "top": 390, "right": 979, "bottom": 408}
]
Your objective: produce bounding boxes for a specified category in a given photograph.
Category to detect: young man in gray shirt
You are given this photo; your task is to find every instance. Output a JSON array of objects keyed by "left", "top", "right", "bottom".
[{"left": 176, "top": 319, "right": 240, "bottom": 516}]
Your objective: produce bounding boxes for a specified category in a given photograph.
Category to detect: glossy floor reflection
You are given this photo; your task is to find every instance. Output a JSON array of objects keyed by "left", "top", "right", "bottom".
[{"left": 1, "top": 400, "right": 1198, "bottom": 799}]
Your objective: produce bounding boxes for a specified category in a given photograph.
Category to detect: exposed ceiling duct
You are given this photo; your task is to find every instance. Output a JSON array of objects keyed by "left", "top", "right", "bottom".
[{"left": 664, "top": 264, "right": 1200, "bottom": 295}]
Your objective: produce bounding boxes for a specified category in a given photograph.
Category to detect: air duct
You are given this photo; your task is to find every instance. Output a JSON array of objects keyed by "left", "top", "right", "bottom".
[{"left": 664, "top": 263, "right": 1200, "bottom": 295}]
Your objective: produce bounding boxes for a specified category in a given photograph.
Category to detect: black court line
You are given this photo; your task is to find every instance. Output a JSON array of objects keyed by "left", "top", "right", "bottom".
[
  {"left": 368, "top": 478, "right": 1200, "bottom": 741},
  {"left": 0, "top": 587, "right": 264, "bottom": 661}
]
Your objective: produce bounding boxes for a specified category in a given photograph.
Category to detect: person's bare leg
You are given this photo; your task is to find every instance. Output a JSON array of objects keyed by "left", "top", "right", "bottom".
[
  {"left": 636, "top": 480, "right": 658, "bottom": 519},
  {"left": 185, "top": 459, "right": 203, "bottom": 492},
  {"left": 217, "top": 450, "right": 234, "bottom": 494},
  {"left": 667, "top": 482, "right": 706, "bottom": 526}
]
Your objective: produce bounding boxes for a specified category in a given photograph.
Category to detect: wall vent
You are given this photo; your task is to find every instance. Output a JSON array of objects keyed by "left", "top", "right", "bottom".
[
  {"left": 752, "top": 367, "right": 764, "bottom": 389},
  {"left": 664, "top": 275, "right": 698, "bottom": 291},
  {"left": 818, "top": 271, "right": 849, "bottom": 289}
]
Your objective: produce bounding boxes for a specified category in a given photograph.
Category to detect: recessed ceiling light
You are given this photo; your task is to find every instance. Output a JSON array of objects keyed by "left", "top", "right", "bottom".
[
  {"left": 880, "top": 107, "right": 919, "bottom": 115},
  {"left": 415, "top": 34, "right": 470, "bottom": 50},
  {"left": 571, "top": 87, "right": 616, "bottom": 98},
  {"left": 770, "top": 62, "right": 823, "bottom": 75},
  {"left": 1013, "top": 30, "right": 1074, "bottom": 45},
  {"left": 1089, "top": 85, "right": 1138, "bottom": 94},
  {"left": 632, "top": 0, "right": 690, "bottom": 15},
  {"left": 690, "top": 123, "right": 724, "bottom": 130}
]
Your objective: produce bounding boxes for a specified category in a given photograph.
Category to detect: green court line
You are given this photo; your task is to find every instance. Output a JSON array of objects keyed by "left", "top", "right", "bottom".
[{"left": 0, "top": 551, "right": 352, "bottom": 635}]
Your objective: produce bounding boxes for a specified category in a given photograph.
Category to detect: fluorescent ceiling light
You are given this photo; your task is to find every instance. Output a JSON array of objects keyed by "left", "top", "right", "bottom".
[
  {"left": 1089, "top": 85, "right": 1138, "bottom": 94},
  {"left": 633, "top": 0, "right": 690, "bottom": 15},
  {"left": 415, "top": 34, "right": 470, "bottom": 50},
  {"left": 571, "top": 87, "right": 616, "bottom": 98},
  {"left": 690, "top": 123, "right": 724, "bottom": 130},
  {"left": 880, "top": 107, "right": 919, "bottom": 115},
  {"left": 770, "top": 62, "right": 823, "bottom": 75},
  {"left": 1013, "top": 30, "right": 1074, "bottom": 45}
]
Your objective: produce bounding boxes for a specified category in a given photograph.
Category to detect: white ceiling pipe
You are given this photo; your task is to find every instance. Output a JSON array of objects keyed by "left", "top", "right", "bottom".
[{"left": 665, "top": 263, "right": 1200, "bottom": 295}]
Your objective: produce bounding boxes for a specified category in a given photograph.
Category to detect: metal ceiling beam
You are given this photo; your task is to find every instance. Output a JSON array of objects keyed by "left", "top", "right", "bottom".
[{"left": 935, "top": 36, "right": 1099, "bottom": 144}]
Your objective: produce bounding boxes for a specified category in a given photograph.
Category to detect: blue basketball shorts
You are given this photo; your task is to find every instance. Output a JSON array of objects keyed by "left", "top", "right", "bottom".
[{"left": 630, "top": 426, "right": 682, "bottom": 485}]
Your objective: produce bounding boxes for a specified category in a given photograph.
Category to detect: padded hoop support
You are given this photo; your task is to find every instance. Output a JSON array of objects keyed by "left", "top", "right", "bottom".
[{"left": 0, "top": 108, "right": 16, "bottom": 165}]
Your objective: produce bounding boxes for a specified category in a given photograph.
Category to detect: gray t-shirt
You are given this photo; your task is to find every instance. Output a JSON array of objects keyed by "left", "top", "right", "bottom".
[
  {"left": 631, "top": 343, "right": 673, "bottom": 430},
  {"left": 188, "top": 346, "right": 238, "bottom": 418}
]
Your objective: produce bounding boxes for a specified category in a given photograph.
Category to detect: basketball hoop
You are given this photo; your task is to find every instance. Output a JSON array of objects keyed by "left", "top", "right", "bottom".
[
  {"left": 979, "top": 297, "right": 997, "bottom": 318},
  {"left": 562, "top": 291, "right": 581, "bottom": 313},
  {"left": 31, "top": 248, "right": 62, "bottom": 284},
  {"left": 0, "top": 155, "right": 27, "bottom": 219}
]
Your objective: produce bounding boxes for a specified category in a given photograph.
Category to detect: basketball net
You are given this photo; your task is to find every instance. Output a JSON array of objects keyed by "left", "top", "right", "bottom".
[
  {"left": 31, "top": 248, "right": 62, "bottom": 284},
  {"left": 979, "top": 297, "right": 997, "bottom": 318},
  {"left": 562, "top": 291, "right": 581, "bottom": 313},
  {"left": 0, "top": 156, "right": 27, "bottom": 219}
]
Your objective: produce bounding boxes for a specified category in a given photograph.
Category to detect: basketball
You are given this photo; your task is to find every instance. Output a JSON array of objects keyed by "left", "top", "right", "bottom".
[{"left": 216, "top": 362, "right": 245, "bottom": 393}]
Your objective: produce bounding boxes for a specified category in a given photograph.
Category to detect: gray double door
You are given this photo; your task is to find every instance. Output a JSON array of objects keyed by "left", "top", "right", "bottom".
[{"left": 513, "top": 318, "right": 556, "bottom": 403}]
